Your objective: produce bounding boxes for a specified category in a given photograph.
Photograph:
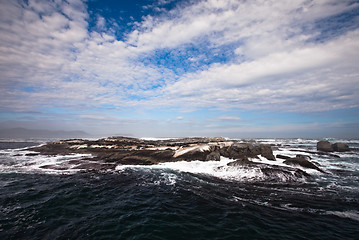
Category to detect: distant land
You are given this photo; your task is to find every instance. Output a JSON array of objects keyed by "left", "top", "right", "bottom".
[{"left": 0, "top": 128, "right": 90, "bottom": 139}]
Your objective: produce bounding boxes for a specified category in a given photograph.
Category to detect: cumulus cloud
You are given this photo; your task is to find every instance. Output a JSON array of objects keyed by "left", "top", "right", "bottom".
[
  {"left": 159, "top": 29, "right": 359, "bottom": 111},
  {"left": 0, "top": 0, "right": 174, "bottom": 112},
  {"left": 121, "top": 0, "right": 358, "bottom": 113},
  {"left": 0, "top": 0, "right": 358, "bottom": 136}
]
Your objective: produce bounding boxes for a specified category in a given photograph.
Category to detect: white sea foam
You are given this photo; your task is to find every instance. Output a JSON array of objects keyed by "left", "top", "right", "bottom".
[
  {"left": 0, "top": 149, "right": 93, "bottom": 174},
  {"left": 253, "top": 154, "right": 322, "bottom": 175},
  {"left": 153, "top": 172, "right": 178, "bottom": 185},
  {"left": 116, "top": 157, "right": 286, "bottom": 181},
  {"left": 325, "top": 210, "right": 359, "bottom": 222},
  {"left": 115, "top": 146, "right": 329, "bottom": 181}
]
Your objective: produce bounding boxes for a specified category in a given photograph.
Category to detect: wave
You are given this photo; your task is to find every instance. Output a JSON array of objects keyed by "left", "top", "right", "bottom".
[
  {"left": 324, "top": 210, "right": 359, "bottom": 222},
  {"left": 116, "top": 157, "right": 311, "bottom": 182},
  {"left": 0, "top": 149, "right": 93, "bottom": 175}
]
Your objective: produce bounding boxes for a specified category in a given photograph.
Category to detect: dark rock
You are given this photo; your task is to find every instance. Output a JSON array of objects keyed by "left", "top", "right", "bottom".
[
  {"left": 289, "top": 149, "right": 340, "bottom": 158},
  {"left": 67, "top": 159, "right": 84, "bottom": 165},
  {"left": 120, "top": 155, "right": 155, "bottom": 165},
  {"left": 121, "top": 149, "right": 175, "bottom": 165},
  {"left": 260, "top": 167, "right": 310, "bottom": 181},
  {"left": 227, "top": 157, "right": 260, "bottom": 166},
  {"left": 332, "top": 142, "right": 349, "bottom": 152},
  {"left": 276, "top": 154, "right": 291, "bottom": 160},
  {"left": 312, "top": 161, "right": 321, "bottom": 166},
  {"left": 226, "top": 143, "right": 256, "bottom": 159},
  {"left": 73, "top": 162, "right": 116, "bottom": 170},
  {"left": 219, "top": 146, "right": 230, "bottom": 158},
  {"left": 39, "top": 164, "right": 69, "bottom": 170},
  {"left": 221, "top": 143, "right": 275, "bottom": 160},
  {"left": 296, "top": 154, "right": 311, "bottom": 160},
  {"left": 259, "top": 144, "right": 276, "bottom": 160},
  {"left": 317, "top": 141, "right": 333, "bottom": 152},
  {"left": 284, "top": 157, "right": 324, "bottom": 172},
  {"left": 25, "top": 153, "right": 39, "bottom": 156},
  {"left": 206, "top": 151, "right": 221, "bottom": 161}
]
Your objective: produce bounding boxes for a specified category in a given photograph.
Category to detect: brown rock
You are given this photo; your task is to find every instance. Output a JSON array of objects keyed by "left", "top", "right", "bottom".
[
  {"left": 332, "top": 142, "right": 349, "bottom": 152},
  {"left": 206, "top": 151, "right": 221, "bottom": 161},
  {"left": 317, "top": 141, "right": 333, "bottom": 152},
  {"left": 284, "top": 157, "right": 324, "bottom": 172},
  {"left": 276, "top": 154, "right": 291, "bottom": 160},
  {"left": 259, "top": 144, "right": 276, "bottom": 160}
]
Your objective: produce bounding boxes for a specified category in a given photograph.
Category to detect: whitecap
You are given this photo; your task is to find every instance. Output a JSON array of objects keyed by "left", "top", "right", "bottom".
[
  {"left": 116, "top": 156, "right": 311, "bottom": 182},
  {"left": 0, "top": 149, "right": 93, "bottom": 175},
  {"left": 116, "top": 157, "right": 263, "bottom": 181},
  {"left": 324, "top": 210, "right": 359, "bottom": 222}
]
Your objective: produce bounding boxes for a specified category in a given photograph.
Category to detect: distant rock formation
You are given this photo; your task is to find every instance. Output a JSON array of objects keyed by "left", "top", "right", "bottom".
[
  {"left": 28, "top": 136, "right": 276, "bottom": 165},
  {"left": 317, "top": 141, "right": 350, "bottom": 152},
  {"left": 332, "top": 142, "right": 349, "bottom": 152},
  {"left": 317, "top": 141, "right": 333, "bottom": 152},
  {"left": 25, "top": 136, "right": 326, "bottom": 177}
]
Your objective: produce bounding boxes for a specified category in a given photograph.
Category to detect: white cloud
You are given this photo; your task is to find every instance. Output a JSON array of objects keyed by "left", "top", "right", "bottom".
[
  {"left": 0, "top": 0, "right": 175, "bottom": 112},
  {"left": 154, "top": 28, "right": 359, "bottom": 112},
  {"left": 79, "top": 115, "right": 106, "bottom": 120},
  {"left": 216, "top": 116, "right": 241, "bottom": 121},
  {"left": 95, "top": 14, "right": 106, "bottom": 30},
  {"left": 0, "top": 0, "right": 358, "bottom": 122},
  {"left": 127, "top": 0, "right": 357, "bottom": 53}
]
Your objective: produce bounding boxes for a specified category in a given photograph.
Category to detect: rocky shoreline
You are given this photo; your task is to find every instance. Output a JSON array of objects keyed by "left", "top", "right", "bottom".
[
  {"left": 27, "top": 136, "right": 279, "bottom": 164},
  {"left": 24, "top": 137, "right": 351, "bottom": 179},
  {"left": 20, "top": 137, "right": 349, "bottom": 181}
]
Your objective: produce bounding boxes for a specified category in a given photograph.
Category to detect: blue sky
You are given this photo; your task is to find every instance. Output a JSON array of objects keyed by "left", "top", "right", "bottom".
[{"left": 0, "top": 0, "right": 359, "bottom": 138}]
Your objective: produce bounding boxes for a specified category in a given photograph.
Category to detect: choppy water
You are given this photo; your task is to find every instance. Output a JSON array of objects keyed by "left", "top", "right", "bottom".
[{"left": 0, "top": 139, "right": 358, "bottom": 239}]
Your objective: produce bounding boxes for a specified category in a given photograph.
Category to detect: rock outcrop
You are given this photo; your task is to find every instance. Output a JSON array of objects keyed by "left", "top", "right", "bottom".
[
  {"left": 276, "top": 154, "right": 291, "bottom": 160},
  {"left": 332, "top": 142, "right": 349, "bottom": 152},
  {"left": 317, "top": 141, "right": 333, "bottom": 152},
  {"left": 28, "top": 137, "right": 276, "bottom": 165},
  {"left": 317, "top": 141, "right": 350, "bottom": 152},
  {"left": 259, "top": 144, "right": 276, "bottom": 160},
  {"left": 227, "top": 157, "right": 311, "bottom": 181},
  {"left": 25, "top": 136, "right": 327, "bottom": 179},
  {"left": 219, "top": 143, "right": 275, "bottom": 161},
  {"left": 284, "top": 157, "right": 324, "bottom": 173}
]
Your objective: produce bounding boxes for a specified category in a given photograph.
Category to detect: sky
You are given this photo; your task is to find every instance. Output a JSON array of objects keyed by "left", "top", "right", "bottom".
[{"left": 0, "top": 0, "right": 359, "bottom": 139}]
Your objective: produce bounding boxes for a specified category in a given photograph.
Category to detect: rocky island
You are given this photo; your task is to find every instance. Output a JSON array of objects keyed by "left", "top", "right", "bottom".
[
  {"left": 29, "top": 136, "right": 276, "bottom": 163},
  {"left": 23, "top": 136, "right": 353, "bottom": 180}
]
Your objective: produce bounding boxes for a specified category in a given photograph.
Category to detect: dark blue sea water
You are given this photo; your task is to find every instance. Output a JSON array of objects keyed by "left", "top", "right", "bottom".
[{"left": 0, "top": 139, "right": 358, "bottom": 239}]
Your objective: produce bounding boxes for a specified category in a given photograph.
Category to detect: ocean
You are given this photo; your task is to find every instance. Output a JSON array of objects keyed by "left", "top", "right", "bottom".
[{"left": 0, "top": 139, "right": 358, "bottom": 239}]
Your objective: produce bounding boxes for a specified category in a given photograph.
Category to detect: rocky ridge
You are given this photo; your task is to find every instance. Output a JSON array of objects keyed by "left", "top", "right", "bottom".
[
  {"left": 317, "top": 140, "right": 350, "bottom": 152},
  {"left": 29, "top": 137, "right": 276, "bottom": 164},
  {"left": 25, "top": 137, "right": 328, "bottom": 179}
]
